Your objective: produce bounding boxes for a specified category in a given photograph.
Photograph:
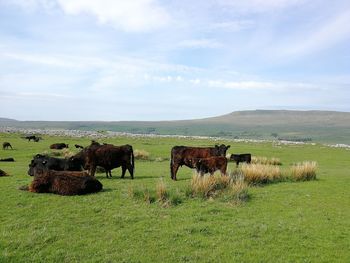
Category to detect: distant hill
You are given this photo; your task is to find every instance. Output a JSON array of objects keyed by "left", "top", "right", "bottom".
[{"left": 1, "top": 110, "right": 350, "bottom": 144}]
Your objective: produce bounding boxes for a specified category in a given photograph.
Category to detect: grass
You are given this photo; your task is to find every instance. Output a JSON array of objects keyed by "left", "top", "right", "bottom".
[
  {"left": 0, "top": 133, "right": 349, "bottom": 262},
  {"left": 240, "top": 163, "right": 282, "bottom": 184},
  {"left": 251, "top": 156, "right": 282, "bottom": 165},
  {"left": 291, "top": 161, "right": 318, "bottom": 181}
]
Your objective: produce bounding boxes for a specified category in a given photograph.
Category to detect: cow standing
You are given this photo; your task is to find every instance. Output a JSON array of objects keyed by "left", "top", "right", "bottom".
[
  {"left": 2, "top": 142, "right": 12, "bottom": 150},
  {"left": 170, "top": 144, "right": 230, "bottom": 180},
  {"left": 230, "top": 154, "right": 251, "bottom": 167},
  {"left": 86, "top": 144, "right": 135, "bottom": 178}
]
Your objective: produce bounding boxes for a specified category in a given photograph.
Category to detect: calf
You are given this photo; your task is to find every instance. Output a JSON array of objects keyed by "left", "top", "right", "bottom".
[
  {"left": 230, "top": 154, "right": 251, "bottom": 167},
  {"left": 50, "top": 143, "right": 69, "bottom": 150},
  {"left": 20, "top": 168, "right": 102, "bottom": 195},
  {"left": 190, "top": 156, "right": 228, "bottom": 176},
  {"left": 2, "top": 142, "right": 12, "bottom": 150}
]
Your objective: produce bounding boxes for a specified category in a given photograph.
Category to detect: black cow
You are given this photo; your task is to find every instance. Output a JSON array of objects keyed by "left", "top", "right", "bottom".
[
  {"left": 84, "top": 144, "right": 134, "bottom": 178},
  {"left": 0, "top": 158, "right": 15, "bottom": 162},
  {"left": 170, "top": 144, "right": 230, "bottom": 180},
  {"left": 27, "top": 154, "right": 82, "bottom": 176},
  {"left": 2, "top": 142, "right": 12, "bottom": 150},
  {"left": 50, "top": 143, "right": 69, "bottom": 150},
  {"left": 230, "top": 153, "right": 251, "bottom": 167}
]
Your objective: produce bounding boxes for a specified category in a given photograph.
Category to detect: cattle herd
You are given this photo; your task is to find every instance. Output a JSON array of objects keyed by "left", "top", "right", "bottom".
[{"left": 1, "top": 136, "right": 253, "bottom": 196}]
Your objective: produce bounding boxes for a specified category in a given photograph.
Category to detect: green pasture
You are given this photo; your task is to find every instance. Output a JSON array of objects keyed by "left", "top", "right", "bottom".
[{"left": 0, "top": 133, "right": 349, "bottom": 262}]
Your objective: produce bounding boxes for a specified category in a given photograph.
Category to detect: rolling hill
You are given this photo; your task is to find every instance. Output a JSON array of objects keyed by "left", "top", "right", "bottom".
[{"left": 1, "top": 110, "right": 350, "bottom": 144}]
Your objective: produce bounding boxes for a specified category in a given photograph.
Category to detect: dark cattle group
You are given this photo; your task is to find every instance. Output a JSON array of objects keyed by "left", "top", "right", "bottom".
[
  {"left": 23, "top": 135, "right": 41, "bottom": 142},
  {"left": 0, "top": 158, "right": 15, "bottom": 162},
  {"left": 170, "top": 144, "right": 230, "bottom": 180},
  {"left": 2, "top": 133, "right": 255, "bottom": 195},
  {"left": 50, "top": 143, "right": 69, "bottom": 150}
]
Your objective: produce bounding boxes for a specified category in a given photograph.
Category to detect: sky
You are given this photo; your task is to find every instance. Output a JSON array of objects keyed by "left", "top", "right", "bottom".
[{"left": 0, "top": 0, "right": 350, "bottom": 121}]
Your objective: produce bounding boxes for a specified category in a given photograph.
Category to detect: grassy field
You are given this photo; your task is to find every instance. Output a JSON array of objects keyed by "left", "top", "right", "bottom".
[{"left": 0, "top": 133, "right": 349, "bottom": 262}]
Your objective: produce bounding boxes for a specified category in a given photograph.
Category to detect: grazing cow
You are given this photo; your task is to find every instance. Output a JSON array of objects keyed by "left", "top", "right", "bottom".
[
  {"left": 0, "top": 169, "right": 9, "bottom": 177},
  {"left": 170, "top": 144, "right": 230, "bottom": 180},
  {"left": 75, "top": 144, "right": 84, "bottom": 149},
  {"left": 50, "top": 143, "right": 69, "bottom": 150},
  {"left": 230, "top": 153, "right": 251, "bottom": 167},
  {"left": 2, "top": 142, "right": 12, "bottom": 150},
  {"left": 27, "top": 154, "right": 82, "bottom": 176},
  {"left": 84, "top": 144, "right": 135, "bottom": 178},
  {"left": 20, "top": 167, "right": 102, "bottom": 195},
  {"left": 189, "top": 156, "right": 228, "bottom": 176},
  {"left": 0, "top": 157, "right": 15, "bottom": 162}
]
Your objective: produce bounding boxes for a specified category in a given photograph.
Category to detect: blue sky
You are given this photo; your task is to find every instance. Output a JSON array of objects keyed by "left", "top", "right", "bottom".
[{"left": 0, "top": 0, "right": 350, "bottom": 121}]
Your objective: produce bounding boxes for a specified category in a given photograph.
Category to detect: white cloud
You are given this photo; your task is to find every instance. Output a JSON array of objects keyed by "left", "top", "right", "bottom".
[
  {"left": 278, "top": 10, "right": 350, "bottom": 57},
  {"left": 209, "top": 20, "right": 254, "bottom": 32},
  {"left": 56, "top": 0, "right": 171, "bottom": 32},
  {"left": 217, "top": 0, "right": 307, "bottom": 13},
  {"left": 177, "top": 39, "right": 223, "bottom": 49}
]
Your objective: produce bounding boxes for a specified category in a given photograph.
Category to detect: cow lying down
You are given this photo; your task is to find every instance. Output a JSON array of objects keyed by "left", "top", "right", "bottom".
[{"left": 20, "top": 169, "right": 103, "bottom": 195}]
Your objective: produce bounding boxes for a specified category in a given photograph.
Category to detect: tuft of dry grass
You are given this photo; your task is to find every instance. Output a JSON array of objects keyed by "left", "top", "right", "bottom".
[
  {"left": 241, "top": 163, "right": 282, "bottom": 184},
  {"left": 156, "top": 179, "right": 169, "bottom": 203},
  {"left": 251, "top": 156, "right": 282, "bottom": 165},
  {"left": 189, "top": 173, "right": 249, "bottom": 203},
  {"left": 62, "top": 149, "right": 74, "bottom": 158},
  {"left": 291, "top": 161, "right": 317, "bottom": 181},
  {"left": 134, "top": 149, "right": 150, "bottom": 160}
]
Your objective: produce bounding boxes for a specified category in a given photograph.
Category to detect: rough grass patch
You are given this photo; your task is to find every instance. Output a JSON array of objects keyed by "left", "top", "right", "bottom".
[
  {"left": 134, "top": 149, "right": 150, "bottom": 160},
  {"left": 241, "top": 163, "right": 282, "bottom": 184},
  {"left": 156, "top": 179, "right": 169, "bottom": 202},
  {"left": 291, "top": 161, "right": 317, "bottom": 181},
  {"left": 251, "top": 156, "right": 282, "bottom": 165},
  {"left": 189, "top": 173, "right": 249, "bottom": 203}
]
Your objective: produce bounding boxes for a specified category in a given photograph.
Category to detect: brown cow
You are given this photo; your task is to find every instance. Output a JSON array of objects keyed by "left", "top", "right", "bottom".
[
  {"left": 170, "top": 144, "right": 230, "bottom": 180},
  {"left": 2, "top": 142, "right": 12, "bottom": 150},
  {"left": 85, "top": 144, "right": 134, "bottom": 179},
  {"left": 19, "top": 168, "right": 102, "bottom": 195},
  {"left": 50, "top": 143, "right": 69, "bottom": 150},
  {"left": 189, "top": 156, "right": 228, "bottom": 176}
]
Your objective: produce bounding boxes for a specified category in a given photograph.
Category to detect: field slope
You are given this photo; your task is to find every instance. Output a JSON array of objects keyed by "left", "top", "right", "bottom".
[{"left": 2, "top": 110, "right": 350, "bottom": 144}]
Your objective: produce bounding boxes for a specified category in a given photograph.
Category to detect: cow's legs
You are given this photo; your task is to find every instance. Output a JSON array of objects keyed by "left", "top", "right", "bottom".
[
  {"left": 109, "top": 170, "right": 112, "bottom": 178},
  {"left": 90, "top": 165, "right": 96, "bottom": 177},
  {"left": 127, "top": 163, "right": 134, "bottom": 179},
  {"left": 121, "top": 165, "right": 126, "bottom": 178},
  {"left": 171, "top": 163, "right": 180, "bottom": 180}
]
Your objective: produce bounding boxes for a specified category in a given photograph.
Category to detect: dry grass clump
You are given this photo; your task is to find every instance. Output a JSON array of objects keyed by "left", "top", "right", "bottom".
[
  {"left": 134, "top": 149, "right": 150, "bottom": 160},
  {"left": 62, "top": 149, "right": 74, "bottom": 158},
  {"left": 153, "top": 157, "right": 169, "bottom": 162},
  {"left": 241, "top": 163, "right": 282, "bottom": 184},
  {"left": 251, "top": 156, "right": 282, "bottom": 165},
  {"left": 291, "top": 161, "right": 317, "bottom": 181},
  {"left": 189, "top": 173, "right": 249, "bottom": 203},
  {"left": 156, "top": 179, "right": 169, "bottom": 203}
]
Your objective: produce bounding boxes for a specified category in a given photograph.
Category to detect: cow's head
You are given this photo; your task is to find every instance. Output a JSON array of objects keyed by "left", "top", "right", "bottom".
[
  {"left": 27, "top": 159, "right": 48, "bottom": 176},
  {"left": 215, "top": 144, "right": 230, "bottom": 156}
]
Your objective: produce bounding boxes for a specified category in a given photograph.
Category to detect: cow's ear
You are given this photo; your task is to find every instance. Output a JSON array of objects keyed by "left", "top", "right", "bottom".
[
  {"left": 226, "top": 145, "right": 231, "bottom": 149},
  {"left": 215, "top": 144, "right": 219, "bottom": 148}
]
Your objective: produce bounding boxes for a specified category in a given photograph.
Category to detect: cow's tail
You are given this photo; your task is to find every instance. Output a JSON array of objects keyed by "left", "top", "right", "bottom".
[{"left": 130, "top": 146, "right": 135, "bottom": 172}]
